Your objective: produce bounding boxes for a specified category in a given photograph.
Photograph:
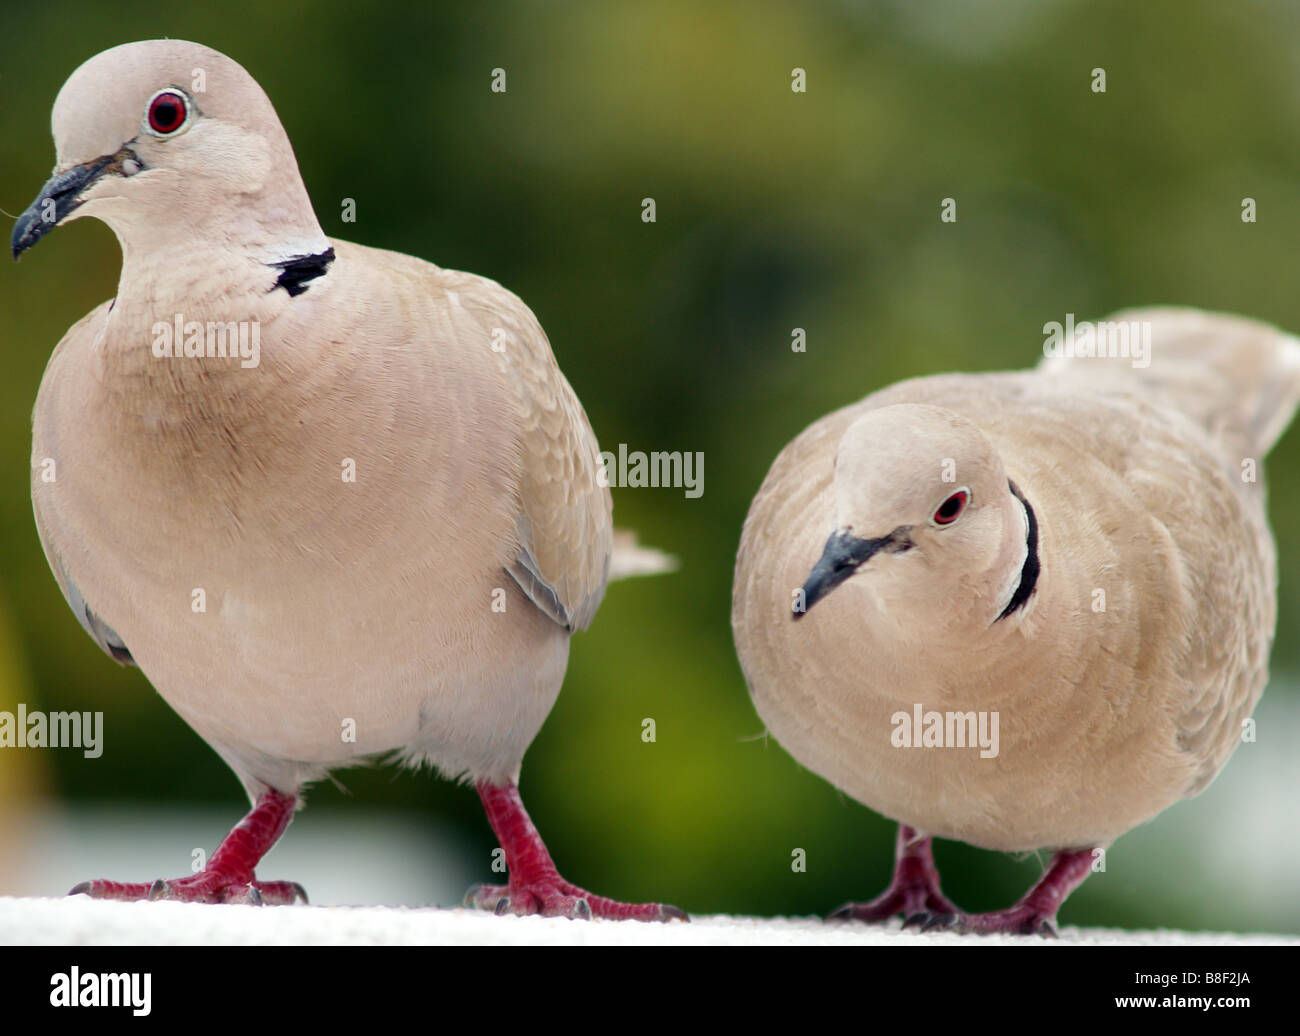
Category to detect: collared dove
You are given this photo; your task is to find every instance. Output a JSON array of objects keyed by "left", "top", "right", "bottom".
[
  {"left": 12, "top": 39, "right": 682, "bottom": 921},
  {"left": 732, "top": 309, "right": 1300, "bottom": 935}
]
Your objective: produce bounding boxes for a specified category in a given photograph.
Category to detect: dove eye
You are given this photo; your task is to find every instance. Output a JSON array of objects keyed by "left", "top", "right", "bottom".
[
  {"left": 146, "top": 89, "right": 189, "bottom": 135},
  {"left": 932, "top": 488, "right": 969, "bottom": 526}
]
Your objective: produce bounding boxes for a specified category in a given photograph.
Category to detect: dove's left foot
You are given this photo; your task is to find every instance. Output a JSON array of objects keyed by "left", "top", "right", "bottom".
[
  {"left": 466, "top": 779, "right": 688, "bottom": 922},
  {"left": 829, "top": 824, "right": 960, "bottom": 923},
  {"left": 70, "top": 876, "right": 307, "bottom": 905},
  {"left": 910, "top": 847, "right": 1096, "bottom": 937},
  {"left": 68, "top": 788, "right": 306, "bottom": 906}
]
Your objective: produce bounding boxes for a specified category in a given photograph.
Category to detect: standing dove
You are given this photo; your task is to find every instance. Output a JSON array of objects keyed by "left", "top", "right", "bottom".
[
  {"left": 12, "top": 39, "right": 682, "bottom": 921},
  {"left": 732, "top": 309, "right": 1300, "bottom": 934}
]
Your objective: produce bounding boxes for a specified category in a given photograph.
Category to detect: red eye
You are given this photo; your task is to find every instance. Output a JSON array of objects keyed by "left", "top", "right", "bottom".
[
  {"left": 147, "top": 90, "right": 188, "bottom": 134},
  {"left": 932, "top": 489, "right": 969, "bottom": 525}
]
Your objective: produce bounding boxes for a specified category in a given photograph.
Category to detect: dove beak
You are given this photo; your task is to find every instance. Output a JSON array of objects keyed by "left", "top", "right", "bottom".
[
  {"left": 794, "top": 526, "right": 912, "bottom": 618},
  {"left": 12, "top": 148, "right": 137, "bottom": 259}
]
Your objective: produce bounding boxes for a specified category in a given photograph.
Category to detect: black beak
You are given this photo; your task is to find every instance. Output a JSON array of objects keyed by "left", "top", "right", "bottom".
[
  {"left": 11, "top": 150, "right": 129, "bottom": 260},
  {"left": 793, "top": 527, "right": 910, "bottom": 619}
]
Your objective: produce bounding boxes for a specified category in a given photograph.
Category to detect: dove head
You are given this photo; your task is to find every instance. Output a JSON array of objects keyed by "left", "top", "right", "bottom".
[
  {"left": 796, "top": 404, "right": 1037, "bottom": 629},
  {"left": 12, "top": 40, "right": 326, "bottom": 263}
]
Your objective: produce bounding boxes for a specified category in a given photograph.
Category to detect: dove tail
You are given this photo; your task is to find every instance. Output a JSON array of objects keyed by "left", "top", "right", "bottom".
[
  {"left": 1251, "top": 332, "right": 1300, "bottom": 457},
  {"left": 608, "top": 529, "right": 678, "bottom": 581},
  {"left": 1039, "top": 307, "right": 1300, "bottom": 460}
]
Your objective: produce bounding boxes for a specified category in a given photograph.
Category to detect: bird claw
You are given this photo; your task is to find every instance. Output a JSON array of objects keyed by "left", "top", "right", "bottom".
[
  {"left": 918, "top": 912, "right": 959, "bottom": 932},
  {"left": 833, "top": 894, "right": 1055, "bottom": 937},
  {"left": 898, "top": 909, "right": 948, "bottom": 931},
  {"left": 830, "top": 886, "right": 960, "bottom": 925},
  {"left": 220, "top": 884, "right": 263, "bottom": 906},
  {"left": 466, "top": 879, "right": 687, "bottom": 922},
  {"left": 68, "top": 874, "right": 307, "bottom": 905},
  {"left": 938, "top": 908, "right": 1059, "bottom": 937}
]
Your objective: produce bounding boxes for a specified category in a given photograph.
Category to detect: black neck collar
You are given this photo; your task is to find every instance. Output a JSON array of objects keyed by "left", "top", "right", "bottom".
[
  {"left": 995, "top": 480, "right": 1040, "bottom": 622},
  {"left": 270, "top": 247, "right": 335, "bottom": 297}
]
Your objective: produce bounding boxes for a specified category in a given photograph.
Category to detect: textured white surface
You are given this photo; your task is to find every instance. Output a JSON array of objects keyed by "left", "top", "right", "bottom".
[{"left": 1, "top": 896, "right": 1295, "bottom": 946}]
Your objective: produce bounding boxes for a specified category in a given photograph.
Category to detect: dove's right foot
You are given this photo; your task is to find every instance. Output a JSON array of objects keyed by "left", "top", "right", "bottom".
[
  {"left": 923, "top": 847, "right": 1095, "bottom": 938},
  {"left": 468, "top": 779, "right": 688, "bottom": 923},
  {"left": 465, "top": 876, "right": 686, "bottom": 922},
  {"left": 68, "top": 787, "right": 305, "bottom": 906},
  {"left": 829, "top": 824, "right": 961, "bottom": 924}
]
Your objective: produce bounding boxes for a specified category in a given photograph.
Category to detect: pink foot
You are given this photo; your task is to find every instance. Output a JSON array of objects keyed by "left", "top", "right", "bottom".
[
  {"left": 830, "top": 825, "right": 960, "bottom": 924},
  {"left": 915, "top": 847, "right": 1096, "bottom": 937},
  {"left": 465, "top": 877, "right": 686, "bottom": 922},
  {"left": 466, "top": 780, "right": 688, "bottom": 922},
  {"left": 68, "top": 788, "right": 307, "bottom": 906},
  {"left": 70, "top": 876, "right": 306, "bottom": 905}
]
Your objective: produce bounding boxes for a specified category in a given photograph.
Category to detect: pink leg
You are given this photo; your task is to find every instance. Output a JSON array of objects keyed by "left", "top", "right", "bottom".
[
  {"left": 929, "top": 847, "right": 1096, "bottom": 936},
  {"left": 69, "top": 788, "right": 307, "bottom": 905},
  {"left": 464, "top": 780, "right": 687, "bottom": 922},
  {"left": 830, "top": 825, "right": 961, "bottom": 923}
]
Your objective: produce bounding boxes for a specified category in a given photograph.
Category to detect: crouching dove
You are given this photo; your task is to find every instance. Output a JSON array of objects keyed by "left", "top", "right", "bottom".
[
  {"left": 12, "top": 40, "right": 683, "bottom": 921},
  {"left": 732, "top": 309, "right": 1300, "bottom": 934}
]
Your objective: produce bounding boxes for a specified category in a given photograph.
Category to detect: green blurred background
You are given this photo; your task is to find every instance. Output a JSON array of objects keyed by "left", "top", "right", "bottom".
[{"left": 1, "top": 0, "right": 1297, "bottom": 933}]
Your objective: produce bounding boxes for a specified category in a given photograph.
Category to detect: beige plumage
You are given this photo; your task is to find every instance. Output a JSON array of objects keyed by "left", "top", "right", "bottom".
[
  {"left": 732, "top": 308, "right": 1300, "bottom": 934},
  {"left": 14, "top": 39, "right": 679, "bottom": 920}
]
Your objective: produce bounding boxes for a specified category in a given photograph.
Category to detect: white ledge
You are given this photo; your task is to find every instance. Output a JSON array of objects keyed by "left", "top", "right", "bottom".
[{"left": 1, "top": 896, "right": 1294, "bottom": 946}]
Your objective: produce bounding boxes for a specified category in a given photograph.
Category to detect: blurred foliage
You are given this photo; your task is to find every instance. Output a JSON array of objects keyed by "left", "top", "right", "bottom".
[{"left": 1, "top": 0, "right": 1298, "bottom": 930}]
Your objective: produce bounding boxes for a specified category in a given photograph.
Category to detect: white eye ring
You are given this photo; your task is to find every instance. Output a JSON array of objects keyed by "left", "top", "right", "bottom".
[
  {"left": 142, "top": 87, "right": 192, "bottom": 137},
  {"left": 930, "top": 486, "right": 971, "bottom": 527}
]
